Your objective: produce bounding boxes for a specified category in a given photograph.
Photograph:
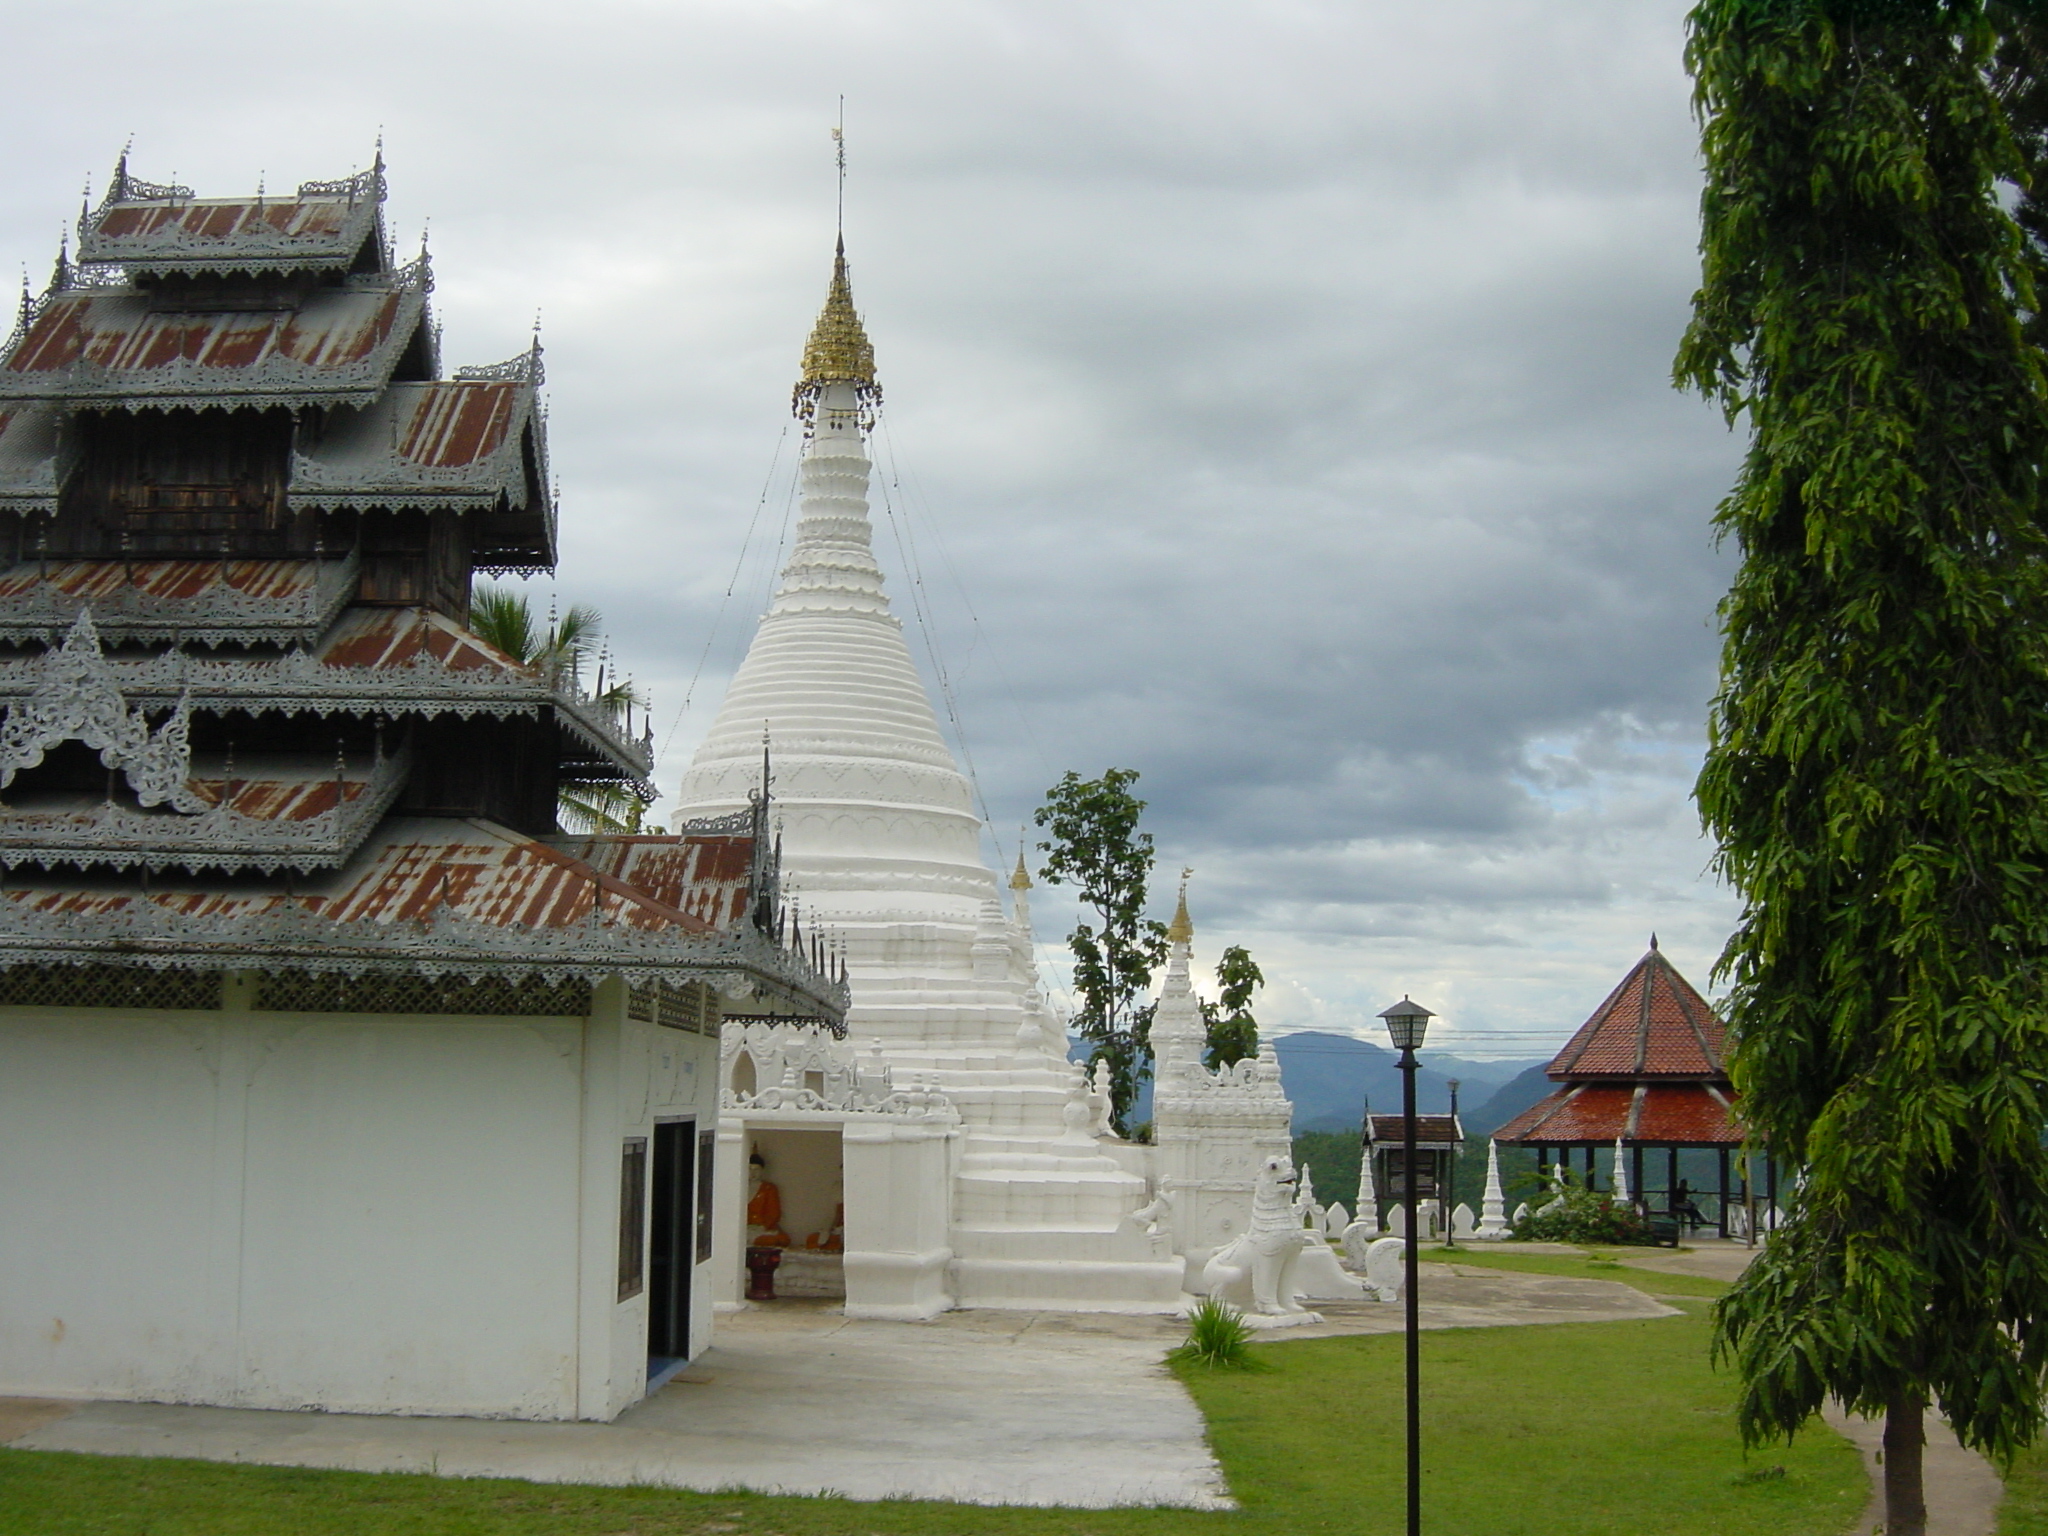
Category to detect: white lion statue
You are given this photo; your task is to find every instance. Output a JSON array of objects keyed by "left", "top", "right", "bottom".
[{"left": 1201, "top": 1153, "right": 1318, "bottom": 1316}]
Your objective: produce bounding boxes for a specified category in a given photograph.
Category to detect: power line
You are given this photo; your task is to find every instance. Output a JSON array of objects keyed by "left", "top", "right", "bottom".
[
  {"left": 869, "top": 409, "right": 1005, "bottom": 868},
  {"left": 659, "top": 421, "right": 794, "bottom": 765}
]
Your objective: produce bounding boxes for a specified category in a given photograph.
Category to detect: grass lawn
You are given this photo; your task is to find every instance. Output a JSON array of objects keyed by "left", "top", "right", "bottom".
[
  {"left": 1996, "top": 1438, "right": 2048, "bottom": 1533},
  {"left": 0, "top": 1301, "right": 1863, "bottom": 1536},
  {"left": 1418, "top": 1244, "right": 1733, "bottom": 1298}
]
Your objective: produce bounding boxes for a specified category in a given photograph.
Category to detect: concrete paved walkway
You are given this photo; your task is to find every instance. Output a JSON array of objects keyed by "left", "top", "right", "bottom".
[{"left": 3, "top": 1264, "right": 1670, "bottom": 1508}]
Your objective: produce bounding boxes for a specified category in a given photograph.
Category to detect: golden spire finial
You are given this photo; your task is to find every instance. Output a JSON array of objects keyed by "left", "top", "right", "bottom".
[
  {"left": 798, "top": 237, "right": 876, "bottom": 391},
  {"left": 1167, "top": 866, "right": 1194, "bottom": 944},
  {"left": 792, "top": 112, "right": 880, "bottom": 429},
  {"left": 1010, "top": 848, "right": 1032, "bottom": 891},
  {"left": 791, "top": 240, "right": 881, "bottom": 428}
]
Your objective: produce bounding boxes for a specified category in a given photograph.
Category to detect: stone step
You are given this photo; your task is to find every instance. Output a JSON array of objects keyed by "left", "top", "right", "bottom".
[{"left": 951, "top": 1176, "right": 1143, "bottom": 1229}]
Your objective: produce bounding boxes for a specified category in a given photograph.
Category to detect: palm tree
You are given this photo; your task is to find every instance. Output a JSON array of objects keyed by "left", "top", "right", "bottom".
[{"left": 469, "top": 585, "right": 651, "bottom": 835}]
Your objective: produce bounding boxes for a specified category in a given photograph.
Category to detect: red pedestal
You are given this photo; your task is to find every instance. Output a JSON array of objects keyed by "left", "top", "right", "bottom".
[{"left": 744, "top": 1244, "right": 784, "bottom": 1302}]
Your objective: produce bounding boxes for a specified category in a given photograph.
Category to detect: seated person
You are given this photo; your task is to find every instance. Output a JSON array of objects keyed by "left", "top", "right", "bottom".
[
  {"left": 1670, "top": 1179, "right": 1706, "bottom": 1228},
  {"left": 746, "top": 1151, "right": 791, "bottom": 1247}
]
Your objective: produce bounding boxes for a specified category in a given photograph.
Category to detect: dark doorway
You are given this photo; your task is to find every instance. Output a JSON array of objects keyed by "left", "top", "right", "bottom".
[{"left": 648, "top": 1118, "right": 696, "bottom": 1370}]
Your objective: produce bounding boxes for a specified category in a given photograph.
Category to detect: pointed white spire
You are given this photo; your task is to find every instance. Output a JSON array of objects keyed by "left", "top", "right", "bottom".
[
  {"left": 1612, "top": 1137, "right": 1631, "bottom": 1204},
  {"left": 1148, "top": 869, "right": 1204, "bottom": 1076},
  {"left": 1352, "top": 1141, "right": 1381, "bottom": 1237},
  {"left": 1475, "top": 1138, "right": 1510, "bottom": 1240}
]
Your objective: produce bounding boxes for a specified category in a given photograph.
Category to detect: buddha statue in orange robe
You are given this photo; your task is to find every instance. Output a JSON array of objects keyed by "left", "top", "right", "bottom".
[{"left": 745, "top": 1152, "right": 790, "bottom": 1247}]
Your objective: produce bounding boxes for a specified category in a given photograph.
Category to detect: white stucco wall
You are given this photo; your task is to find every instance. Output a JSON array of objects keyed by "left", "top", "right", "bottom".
[{"left": 0, "top": 975, "right": 723, "bottom": 1421}]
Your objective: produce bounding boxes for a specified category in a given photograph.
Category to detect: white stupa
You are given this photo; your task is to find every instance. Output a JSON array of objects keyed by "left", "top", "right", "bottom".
[{"left": 673, "top": 241, "right": 1183, "bottom": 1311}]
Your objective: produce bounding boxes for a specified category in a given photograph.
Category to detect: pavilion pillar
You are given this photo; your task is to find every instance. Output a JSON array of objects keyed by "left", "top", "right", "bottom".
[
  {"left": 1717, "top": 1148, "right": 1730, "bottom": 1238},
  {"left": 1632, "top": 1145, "right": 1644, "bottom": 1208}
]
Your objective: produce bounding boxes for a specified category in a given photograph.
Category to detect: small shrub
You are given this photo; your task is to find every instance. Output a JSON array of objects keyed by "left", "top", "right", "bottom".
[
  {"left": 1172, "top": 1296, "right": 1256, "bottom": 1368},
  {"left": 1511, "top": 1171, "right": 1656, "bottom": 1246}
]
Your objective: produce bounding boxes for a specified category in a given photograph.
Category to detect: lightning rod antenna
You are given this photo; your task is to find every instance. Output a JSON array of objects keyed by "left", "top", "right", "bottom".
[{"left": 833, "top": 97, "right": 846, "bottom": 239}]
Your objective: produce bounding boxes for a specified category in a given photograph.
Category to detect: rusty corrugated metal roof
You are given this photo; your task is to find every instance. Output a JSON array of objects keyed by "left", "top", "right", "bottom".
[
  {"left": 0, "top": 556, "right": 360, "bottom": 649},
  {"left": 0, "top": 814, "right": 844, "bottom": 1021},
  {"left": 0, "top": 557, "right": 321, "bottom": 606},
  {"left": 75, "top": 162, "right": 385, "bottom": 276},
  {"left": 566, "top": 835, "right": 756, "bottom": 931},
  {"left": 290, "top": 381, "right": 539, "bottom": 514},
  {"left": 94, "top": 197, "right": 355, "bottom": 246},
  {"left": 3, "top": 817, "right": 733, "bottom": 936},
  {"left": 0, "top": 285, "right": 423, "bottom": 409},
  {"left": 316, "top": 606, "right": 528, "bottom": 675}
]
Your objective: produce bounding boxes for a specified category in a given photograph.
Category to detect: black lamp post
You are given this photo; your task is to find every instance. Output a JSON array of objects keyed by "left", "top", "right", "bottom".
[
  {"left": 1444, "top": 1078, "right": 1460, "bottom": 1250},
  {"left": 1380, "top": 995, "right": 1434, "bottom": 1536}
]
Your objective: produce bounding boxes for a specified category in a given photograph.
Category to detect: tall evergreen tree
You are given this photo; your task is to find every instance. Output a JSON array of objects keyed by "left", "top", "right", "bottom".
[{"left": 1678, "top": 4, "right": 2048, "bottom": 1532}]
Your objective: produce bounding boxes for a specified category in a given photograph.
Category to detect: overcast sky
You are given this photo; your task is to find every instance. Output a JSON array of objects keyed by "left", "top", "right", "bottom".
[{"left": 0, "top": 0, "right": 1744, "bottom": 1064}]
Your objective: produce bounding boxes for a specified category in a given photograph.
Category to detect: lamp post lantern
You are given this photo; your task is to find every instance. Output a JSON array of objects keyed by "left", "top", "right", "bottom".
[{"left": 1379, "top": 995, "right": 1434, "bottom": 1536}]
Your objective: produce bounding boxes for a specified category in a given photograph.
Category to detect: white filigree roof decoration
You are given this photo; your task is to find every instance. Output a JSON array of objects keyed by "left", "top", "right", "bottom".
[
  {"left": 0, "top": 609, "right": 204, "bottom": 813},
  {"left": 0, "top": 622, "right": 654, "bottom": 787}
]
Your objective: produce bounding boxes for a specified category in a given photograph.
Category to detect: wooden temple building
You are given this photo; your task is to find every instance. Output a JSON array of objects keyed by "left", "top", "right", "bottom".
[
  {"left": 0, "top": 153, "right": 845, "bottom": 1420},
  {"left": 1492, "top": 938, "right": 1763, "bottom": 1237}
]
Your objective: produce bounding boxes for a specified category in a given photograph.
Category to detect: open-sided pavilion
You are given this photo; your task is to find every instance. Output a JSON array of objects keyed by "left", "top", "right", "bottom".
[{"left": 1493, "top": 939, "right": 1771, "bottom": 1236}]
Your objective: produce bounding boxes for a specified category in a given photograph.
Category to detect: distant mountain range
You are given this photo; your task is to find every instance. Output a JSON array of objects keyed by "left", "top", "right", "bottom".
[
  {"left": 1271, "top": 1032, "right": 1554, "bottom": 1134},
  {"left": 1071, "top": 1029, "right": 1557, "bottom": 1135}
]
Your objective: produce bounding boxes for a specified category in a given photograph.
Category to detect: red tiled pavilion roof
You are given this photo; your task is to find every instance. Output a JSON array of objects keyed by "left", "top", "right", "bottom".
[
  {"left": 1492, "top": 1082, "right": 1742, "bottom": 1147},
  {"left": 1547, "top": 940, "right": 1726, "bottom": 1081}
]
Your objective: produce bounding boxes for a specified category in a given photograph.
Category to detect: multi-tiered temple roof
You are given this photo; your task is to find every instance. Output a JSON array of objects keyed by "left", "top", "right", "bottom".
[{"left": 0, "top": 154, "right": 845, "bottom": 1022}]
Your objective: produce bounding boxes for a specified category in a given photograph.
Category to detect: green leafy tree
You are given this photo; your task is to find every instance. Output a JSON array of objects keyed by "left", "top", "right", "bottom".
[
  {"left": 1990, "top": 5, "right": 2048, "bottom": 343},
  {"left": 1678, "top": 4, "right": 2048, "bottom": 1530},
  {"left": 1200, "top": 944, "right": 1264, "bottom": 1069},
  {"left": 1034, "top": 769, "right": 1169, "bottom": 1134},
  {"left": 470, "top": 586, "right": 649, "bottom": 835}
]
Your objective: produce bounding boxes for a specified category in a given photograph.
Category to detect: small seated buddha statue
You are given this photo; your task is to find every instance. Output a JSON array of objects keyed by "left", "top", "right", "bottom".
[
  {"left": 745, "top": 1151, "right": 791, "bottom": 1248},
  {"left": 804, "top": 1202, "right": 846, "bottom": 1252}
]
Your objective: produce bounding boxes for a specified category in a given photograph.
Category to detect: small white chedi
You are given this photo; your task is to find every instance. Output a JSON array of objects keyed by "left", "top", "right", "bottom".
[{"left": 676, "top": 242, "right": 1301, "bottom": 1315}]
